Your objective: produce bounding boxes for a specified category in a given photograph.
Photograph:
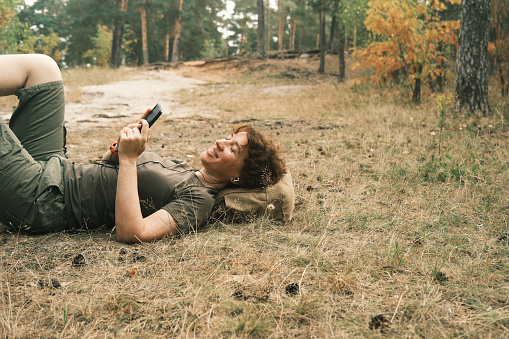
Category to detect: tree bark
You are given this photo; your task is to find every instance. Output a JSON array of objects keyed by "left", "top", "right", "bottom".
[
  {"left": 412, "top": 64, "right": 423, "bottom": 102},
  {"left": 277, "top": 0, "right": 283, "bottom": 51},
  {"left": 289, "top": 16, "right": 296, "bottom": 50},
  {"left": 171, "top": 0, "right": 184, "bottom": 63},
  {"left": 139, "top": 7, "right": 149, "bottom": 66},
  {"left": 266, "top": 3, "right": 270, "bottom": 52},
  {"left": 240, "top": 18, "right": 247, "bottom": 53},
  {"left": 344, "top": 25, "right": 348, "bottom": 52},
  {"left": 455, "top": 0, "right": 491, "bottom": 116},
  {"left": 352, "top": 24, "right": 357, "bottom": 50},
  {"left": 337, "top": 21, "right": 345, "bottom": 82},
  {"left": 497, "top": 55, "right": 508, "bottom": 97},
  {"left": 318, "top": 10, "right": 326, "bottom": 74},
  {"left": 111, "top": 0, "right": 128, "bottom": 68},
  {"left": 328, "top": 15, "right": 336, "bottom": 53},
  {"left": 257, "top": 0, "right": 265, "bottom": 57},
  {"left": 164, "top": 33, "right": 170, "bottom": 62}
]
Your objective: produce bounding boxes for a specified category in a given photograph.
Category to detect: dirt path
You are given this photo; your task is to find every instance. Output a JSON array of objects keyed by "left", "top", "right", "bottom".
[{"left": 65, "top": 69, "right": 214, "bottom": 130}]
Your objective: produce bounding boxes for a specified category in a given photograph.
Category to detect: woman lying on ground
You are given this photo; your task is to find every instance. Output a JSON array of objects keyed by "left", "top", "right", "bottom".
[{"left": 0, "top": 54, "right": 286, "bottom": 243}]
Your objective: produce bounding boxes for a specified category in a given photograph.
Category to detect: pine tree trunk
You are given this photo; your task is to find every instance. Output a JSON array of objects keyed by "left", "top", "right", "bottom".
[
  {"left": 455, "top": 0, "right": 491, "bottom": 116},
  {"left": 412, "top": 64, "right": 423, "bottom": 102},
  {"left": 171, "top": 0, "right": 184, "bottom": 63},
  {"left": 498, "top": 57, "right": 508, "bottom": 97},
  {"left": 278, "top": 0, "right": 283, "bottom": 51},
  {"left": 111, "top": 0, "right": 128, "bottom": 68},
  {"left": 289, "top": 16, "right": 296, "bottom": 50},
  {"left": 338, "top": 22, "right": 345, "bottom": 82},
  {"left": 139, "top": 7, "right": 149, "bottom": 65},
  {"left": 111, "top": 22, "right": 124, "bottom": 67},
  {"left": 353, "top": 24, "right": 357, "bottom": 50},
  {"left": 240, "top": 19, "right": 247, "bottom": 53},
  {"left": 257, "top": 0, "right": 265, "bottom": 57},
  {"left": 318, "top": 10, "right": 326, "bottom": 74},
  {"left": 266, "top": 3, "right": 270, "bottom": 52},
  {"left": 328, "top": 15, "right": 336, "bottom": 52},
  {"left": 165, "top": 34, "right": 170, "bottom": 61},
  {"left": 344, "top": 25, "right": 348, "bottom": 52}
]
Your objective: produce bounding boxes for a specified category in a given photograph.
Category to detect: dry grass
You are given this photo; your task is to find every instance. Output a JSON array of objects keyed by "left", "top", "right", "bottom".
[
  {"left": 1, "top": 55, "right": 509, "bottom": 338},
  {"left": 62, "top": 66, "right": 136, "bottom": 103}
]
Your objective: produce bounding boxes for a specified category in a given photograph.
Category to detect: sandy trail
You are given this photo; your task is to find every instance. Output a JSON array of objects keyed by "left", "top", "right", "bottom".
[
  {"left": 65, "top": 69, "right": 212, "bottom": 129},
  {"left": 0, "top": 69, "right": 212, "bottom": 129}
]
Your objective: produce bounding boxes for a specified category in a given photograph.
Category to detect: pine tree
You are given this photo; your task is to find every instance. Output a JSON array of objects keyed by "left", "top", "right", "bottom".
[
  {"left": 455, "top": 0, "right": 492, "bottom": 115},
  {"left": 257, "top": 0, "right": 265, "bottom": 57}
]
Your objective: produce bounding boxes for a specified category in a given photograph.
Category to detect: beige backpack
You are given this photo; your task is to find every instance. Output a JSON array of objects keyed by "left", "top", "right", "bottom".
[{"left": 211, "top": 171, "right": 295, "bottom": 222}]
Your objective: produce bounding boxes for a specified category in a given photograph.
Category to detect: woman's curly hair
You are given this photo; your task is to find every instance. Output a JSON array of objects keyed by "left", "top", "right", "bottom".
[{"left": 233, "top": 125, "right": 287, "bottom": 189}]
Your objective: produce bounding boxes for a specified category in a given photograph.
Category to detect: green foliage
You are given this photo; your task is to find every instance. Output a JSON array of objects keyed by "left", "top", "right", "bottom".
[
  {"left": 291, "top": 0, "right": 322, "bottom": 50},
  {"left": 121, "top": 24, "right": 139, "bottom": 65},
  {"left": 419, "top": 153, "right": 483, "bottom": 183},
  {"left": 385, "top": 240, "right": 406, "bottom": 274},
  {"left": 0, "top": 0, "right": 341, "bottom": 65},
  {"left": 84, "top": 25, "right": 112, "bottom": 67},
  {"left": 201, "top": 39, "right": 226, "bottom": 59},
  {"left": 0, "top": 0, "right": 23, "bottom": 53},
  {"left": 64, "top": 0, "right": 116, "bottom": 66},
  {"left": 226, "top": 0, "right": 324, "bottom": 53},
  {"left": 14, "top": 0, "right": 67, "bottom": 62},
  {"left": 17, "top": 0, "right": 67, "bottom": 37},
  {"left": 307, "top": 0, "right": 329, "bottom": 12},
  {"left": 179, "top": 0, "right": 225, "bottom": 60},
  {"left": 18, "top": 31, "right": 64, "bottom": 62},
  {"left": 341, "top": 0, "right": 368, "bottom": 33},
  {"left": 340, "top": 0, "right": 370, "bottom": 49},
  {"left": 227, "top": 0, "right": 258, "bottom": 53}
]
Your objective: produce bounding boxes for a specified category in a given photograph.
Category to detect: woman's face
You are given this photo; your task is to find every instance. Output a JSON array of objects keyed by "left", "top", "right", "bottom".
[{"left": 200, "top": 132, "right": 249, "bottom": 183}]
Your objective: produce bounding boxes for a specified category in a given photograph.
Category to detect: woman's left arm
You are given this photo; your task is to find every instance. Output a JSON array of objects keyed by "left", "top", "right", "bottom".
[
  {"left": 100, "top": 142, "right": 119, "bottom": 164},
  {"left": 114, "top": 120, "right": 179, "bottom": 243}
]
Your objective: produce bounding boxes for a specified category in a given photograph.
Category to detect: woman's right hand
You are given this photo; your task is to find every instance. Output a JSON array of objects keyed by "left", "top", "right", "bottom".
[{"left": 117, "top": 119, "right": 150, "bottom": 162}]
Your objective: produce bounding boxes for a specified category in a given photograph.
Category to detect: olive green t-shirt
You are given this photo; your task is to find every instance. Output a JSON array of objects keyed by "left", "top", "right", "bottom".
[{"left": 63, "top": 152, "right": 217, "bottom": 234}]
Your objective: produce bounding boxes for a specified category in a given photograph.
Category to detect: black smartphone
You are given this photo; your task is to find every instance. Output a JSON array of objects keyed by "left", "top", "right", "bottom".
[{"left": 142, "top": 104, "right": 163, "bottom": 129}]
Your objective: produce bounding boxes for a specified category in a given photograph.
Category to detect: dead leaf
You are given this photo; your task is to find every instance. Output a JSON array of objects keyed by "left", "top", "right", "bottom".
[
  {"left": 72, "top": 254, "right": 86, "bottom": 267},
  {"left": 126, "top": 268, "right": 138, "bottom": 277}
]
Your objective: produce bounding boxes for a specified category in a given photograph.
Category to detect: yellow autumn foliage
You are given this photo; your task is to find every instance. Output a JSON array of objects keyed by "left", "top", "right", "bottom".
[{"left": 354, "top": 0, "right": 460, "bottom": 93}]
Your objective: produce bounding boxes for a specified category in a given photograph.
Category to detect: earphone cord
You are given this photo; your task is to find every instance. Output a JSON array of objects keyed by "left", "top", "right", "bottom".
[
  {"left": 198, "top": 169, "right": 229, "bottom": 187},
  {"left": 93, "top": 159, "right": 196, "bottom": 175}
]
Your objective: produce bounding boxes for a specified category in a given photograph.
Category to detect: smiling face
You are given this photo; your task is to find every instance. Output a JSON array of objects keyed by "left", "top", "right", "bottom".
[{"left": 200, "top": 132, "right": 249, "bottom": 184}]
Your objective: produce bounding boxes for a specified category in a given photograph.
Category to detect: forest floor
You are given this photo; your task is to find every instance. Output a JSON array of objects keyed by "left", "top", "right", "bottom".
[{"left": 1, "top": 54, "right": 509, "bottom": 338}]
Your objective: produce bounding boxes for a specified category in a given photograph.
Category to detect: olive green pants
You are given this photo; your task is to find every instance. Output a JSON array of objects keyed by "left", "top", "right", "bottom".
[{"left": 0, "top": 81, "right": 68, "bottom": 233}]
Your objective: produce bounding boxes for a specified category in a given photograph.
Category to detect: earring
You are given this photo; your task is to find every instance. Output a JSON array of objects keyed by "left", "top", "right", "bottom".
[{"left": 232, "top": 177, "right": 240, "bottom": 183}]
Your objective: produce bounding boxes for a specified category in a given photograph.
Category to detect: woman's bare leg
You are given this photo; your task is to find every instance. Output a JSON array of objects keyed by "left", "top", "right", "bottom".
[
  {"left": 1, "top": 54, "right": 67, "bottom": 160},
  {"left": 0, "top": 54, "right": 62, "bottom": 96}
]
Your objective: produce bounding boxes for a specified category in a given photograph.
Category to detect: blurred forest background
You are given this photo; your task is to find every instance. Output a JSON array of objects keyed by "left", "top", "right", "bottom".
[
  {"left": 0, "top": 0, "right": 508, "bottom": 104},
  {"left": 1, "top": 0, "right": 373, "bottom": 65}
]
